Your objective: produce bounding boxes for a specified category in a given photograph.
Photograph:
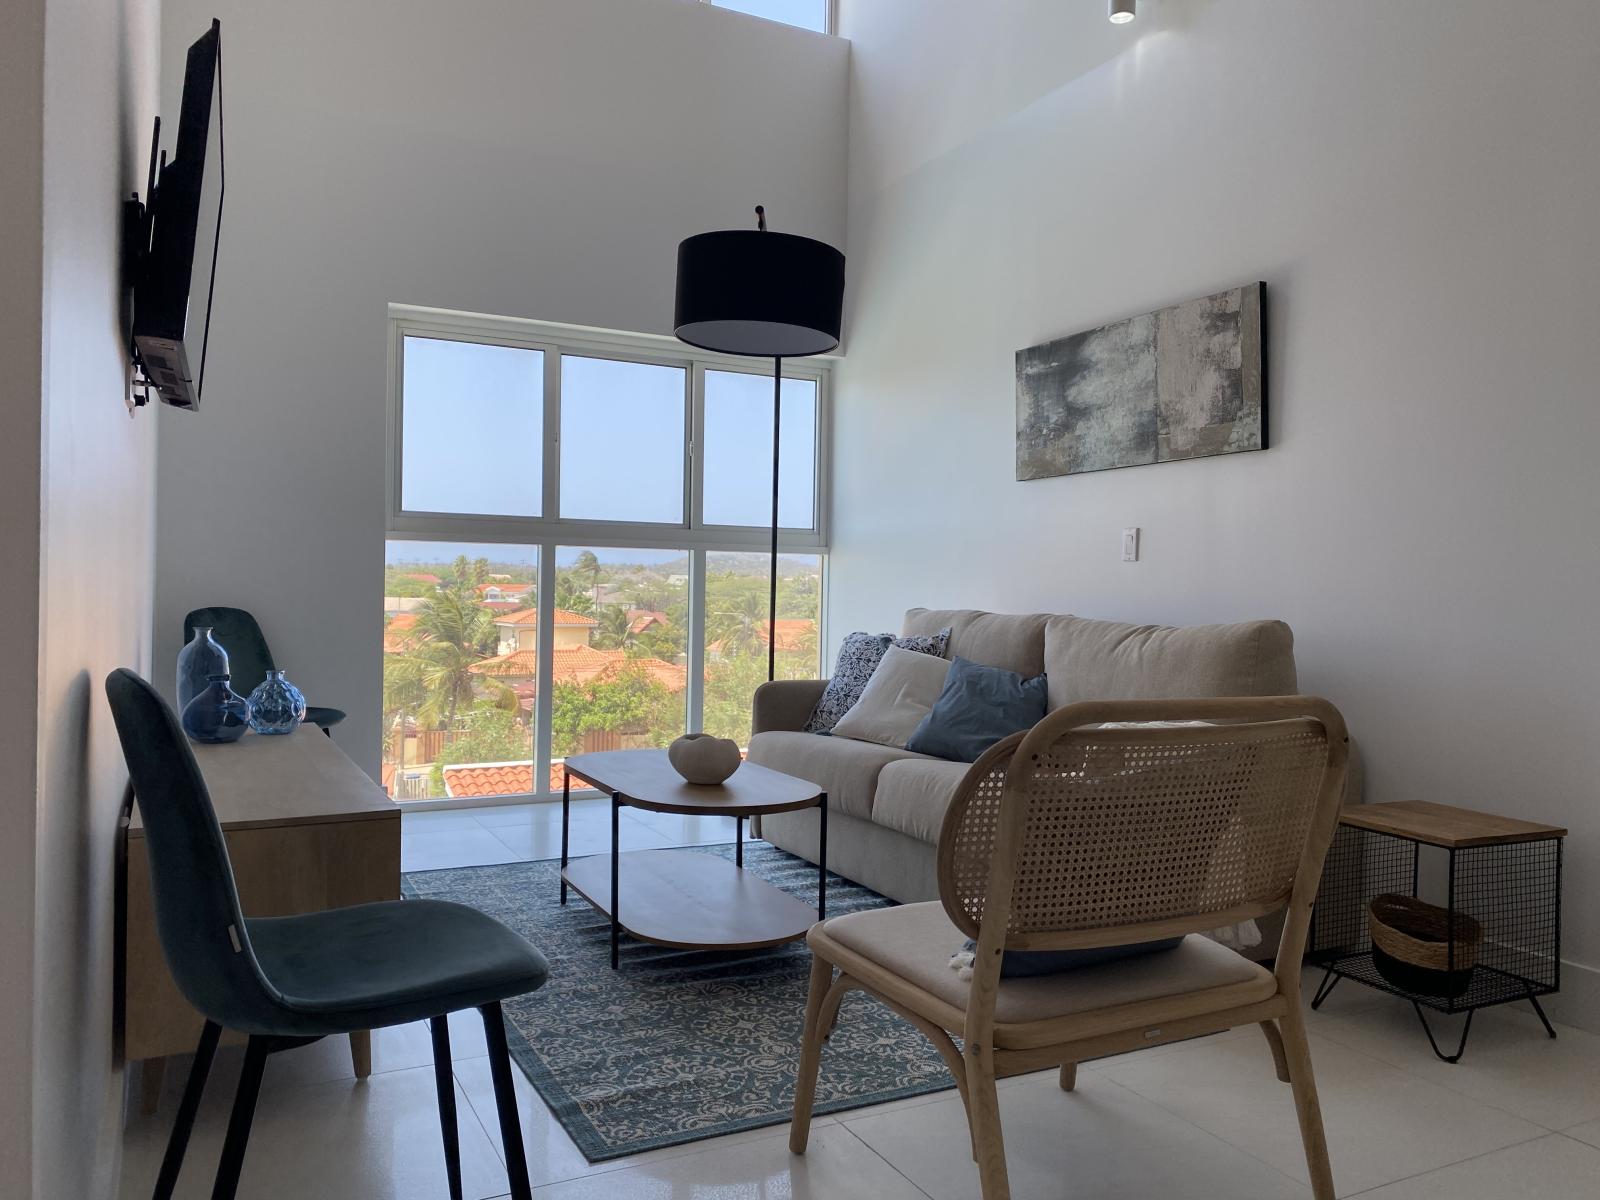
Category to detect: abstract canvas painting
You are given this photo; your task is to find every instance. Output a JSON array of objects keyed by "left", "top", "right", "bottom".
[{"left": 1015, "top": 283, "right": 1265, "bottom": 480}]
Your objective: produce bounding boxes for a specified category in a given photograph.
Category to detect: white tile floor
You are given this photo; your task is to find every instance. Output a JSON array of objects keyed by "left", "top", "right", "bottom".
[
  {"left": 117, "top": 805, "right": 1600, "bottom": 1198},
  {"left": 399, "top": 796, "right": 737, "bottom": 872}
]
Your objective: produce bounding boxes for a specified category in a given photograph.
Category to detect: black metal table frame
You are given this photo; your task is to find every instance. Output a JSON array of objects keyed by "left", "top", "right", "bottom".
[
  {"left": 558, "top": 770, "right": 828, "bottom": 968},
  {"left": 1309, "top": 828, "right": 1562, "bottom": 1063}
]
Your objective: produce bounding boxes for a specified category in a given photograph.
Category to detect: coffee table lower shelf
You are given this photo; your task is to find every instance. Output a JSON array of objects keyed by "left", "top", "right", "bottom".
[{"left": 560, "top": 848, "right": 819, "bottom": 954}]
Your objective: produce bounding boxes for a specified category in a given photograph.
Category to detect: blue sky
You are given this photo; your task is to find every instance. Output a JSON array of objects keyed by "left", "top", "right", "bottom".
[
  {"left": 711, "top": 0, "right": 827, "bottom": 33},
  {"left": 400, "top": 336, "right": 816, "bottom": 530}
]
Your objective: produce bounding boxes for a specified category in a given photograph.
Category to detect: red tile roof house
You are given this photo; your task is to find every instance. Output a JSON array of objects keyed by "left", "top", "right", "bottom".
[
  {"left": 468, "top": 644, "right": 688, "bottom": 695},
  {"left": 439, "top": 760, "right": 553, "bottom": 798},
  {"left": 491, "top": 606, "right": 597, "bottom": 654},
  {"left": 382, "top": 611, "right": 421, "bottom": 654},
  {"left": 626, "top": 609, "right": 671, "bottom": 635},
  {"left": 474, "top": 580, "right": 536, "bottom": 606}
]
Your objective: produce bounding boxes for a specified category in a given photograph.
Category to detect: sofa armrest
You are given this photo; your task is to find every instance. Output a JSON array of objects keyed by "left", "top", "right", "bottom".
[{"left": 751, "top": 679, "right": 829, "bottom": 735}]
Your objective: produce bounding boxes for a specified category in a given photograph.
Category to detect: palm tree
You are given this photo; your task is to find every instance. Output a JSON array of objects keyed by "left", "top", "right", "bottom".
[
  {"left": 593, "top": 605, "right": 639, "bottom": 653},
  {"left": 572, "top": 550, "right": 603, "bottom": 613},
  {"left": 774, "top": 620, "right": 819, "bottom": 680},
  {"left": 554, "top": 574, "right": 595, "bottom": 615},
  {"left": 385, "top": 587, "right": 512, "bottom": 731},
  {"left": 707, "top": 587, "right": 769, "bottom": 660}
]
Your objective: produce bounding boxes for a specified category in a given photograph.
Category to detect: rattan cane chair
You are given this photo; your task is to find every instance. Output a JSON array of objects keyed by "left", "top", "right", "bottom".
[{"left": 789, "top": 696, "right": 1350, "bottom": 1200}]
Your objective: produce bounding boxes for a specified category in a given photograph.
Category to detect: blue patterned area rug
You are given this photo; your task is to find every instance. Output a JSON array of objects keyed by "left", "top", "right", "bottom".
[{"left": 402, "top": 843, "right": 956, "bottom": 1162}]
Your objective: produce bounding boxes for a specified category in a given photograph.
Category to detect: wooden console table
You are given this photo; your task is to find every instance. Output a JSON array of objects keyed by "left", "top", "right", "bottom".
[{"left": 118, "top": 725, "right": 400, "bottom": 1111}]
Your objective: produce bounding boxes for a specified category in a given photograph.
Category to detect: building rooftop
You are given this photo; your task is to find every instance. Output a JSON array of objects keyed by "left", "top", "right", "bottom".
[
  {"left": 469, "top": 644, "right": 688, "bottom": 693},
  {"left": 492, "top": 607, "right": 598, "bottom": 628}
]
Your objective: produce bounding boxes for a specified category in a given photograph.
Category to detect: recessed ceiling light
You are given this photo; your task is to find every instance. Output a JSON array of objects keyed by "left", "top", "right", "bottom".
[{"left": 1110, "top": 0, "right": 1136, "bottom": 23}]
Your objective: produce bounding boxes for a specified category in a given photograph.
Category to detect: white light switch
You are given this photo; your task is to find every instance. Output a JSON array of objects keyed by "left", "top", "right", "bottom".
[{"left": 1122, "top": 527, "right": 1140, "bottom": 562}]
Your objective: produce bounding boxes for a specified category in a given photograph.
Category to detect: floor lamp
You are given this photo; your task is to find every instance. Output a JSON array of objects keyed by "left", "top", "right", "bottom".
[{"left": 674, "top": 207, "right": 845, "bottom": 681}]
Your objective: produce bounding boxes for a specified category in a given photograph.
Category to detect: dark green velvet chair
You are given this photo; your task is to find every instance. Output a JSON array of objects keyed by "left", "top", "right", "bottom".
[
  {"left": 106, "top": 668, "right": 546, "bottom": 1200},
  {"left": 182, "top": 606, "right": 347, "bottom": 731}
]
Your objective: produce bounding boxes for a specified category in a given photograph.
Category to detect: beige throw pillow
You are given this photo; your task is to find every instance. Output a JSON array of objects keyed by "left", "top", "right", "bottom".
[{"left": 831, "top": 645, "right": 953, "bottom": 749}]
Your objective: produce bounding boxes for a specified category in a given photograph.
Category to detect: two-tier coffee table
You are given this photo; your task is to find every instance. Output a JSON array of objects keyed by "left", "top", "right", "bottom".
[{"left": 560, "top": 750, "right": 828, "bottom": 968}]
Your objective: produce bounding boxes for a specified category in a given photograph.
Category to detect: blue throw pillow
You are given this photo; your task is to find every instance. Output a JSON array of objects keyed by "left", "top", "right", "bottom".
[{"left": 905, "top": 656, "right": 1048, "bottom": 762}]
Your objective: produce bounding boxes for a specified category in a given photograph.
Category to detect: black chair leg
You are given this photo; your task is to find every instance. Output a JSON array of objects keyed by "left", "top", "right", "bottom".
[
  {"left": 210, "top": 1035, "right": 269, "bottom": 1200},
  {"left": 480, "top": 1002, "right": 532, "bottom": 1200},
  {"left": 429, "top": 1016, "right": 464, "bottom": 1200},
  {"left": 152, "top": 1021, "right": 222, "bottom": 1200}
]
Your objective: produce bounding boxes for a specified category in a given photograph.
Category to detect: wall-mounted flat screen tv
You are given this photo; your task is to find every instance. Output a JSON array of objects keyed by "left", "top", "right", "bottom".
[{"left": 132, "top": 19, "right": 223, "bottom": 410}]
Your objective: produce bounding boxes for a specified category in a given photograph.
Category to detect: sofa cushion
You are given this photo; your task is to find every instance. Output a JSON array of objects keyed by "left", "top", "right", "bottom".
[
  {"left": 832, "top": 646, "right": 953, "bottom": 749},
  {"left": 907, "top": 657, "right": 1049, "bottom": 762},
  {"left": 804, "top": 628, "right": 952, "bottom": 734},
  {"left": 871, "top": 757, "right": 972, "bottom": 844},
  {"left": 1043, "top": 615, "right": 1296, "bottom": 710},
  {"left": 902, "top": 609, "right": 1051, "bottom": 677},
  {"left": 746, "top": 730, "right": 932, "bottom": 821}
]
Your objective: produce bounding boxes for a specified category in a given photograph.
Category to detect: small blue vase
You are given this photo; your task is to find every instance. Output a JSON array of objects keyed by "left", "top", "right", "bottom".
[
  {"left": 177, "top": 627, "right": 230, "bottom": 713},
  {"left": 182, "top": 673, "right": 251, "bottom": 743},
  {"left": 247, "top": 669, "right": 306, "bottom": 735}
]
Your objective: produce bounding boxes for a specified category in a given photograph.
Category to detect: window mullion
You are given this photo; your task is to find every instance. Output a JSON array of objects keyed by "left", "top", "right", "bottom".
[
  {"left": 687, "top": 547, "right": 707, "bottom": 733},
  {"left": 689, "top": 363, "right": 706, "bottom": 531},
  {"left": 543, "top": 346, "right": 561, "bottom": 520},
  {"left": 533, "top": 539, "right": 557, "bottom": 799}
]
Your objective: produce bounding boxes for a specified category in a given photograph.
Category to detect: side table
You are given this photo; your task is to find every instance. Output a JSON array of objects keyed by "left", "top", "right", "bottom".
[{"left": 1309, "top": 800, "right": 1565, "bottom": 1062}]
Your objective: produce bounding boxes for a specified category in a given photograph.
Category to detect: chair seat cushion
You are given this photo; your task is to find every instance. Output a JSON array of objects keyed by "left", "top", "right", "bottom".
[
  {"left": 817, "top": 902, "right": 1274, "bottom": 1044},
  {"left": 747, "top": 730, "right": 934, "bottom": 820},
  {"left": 246, "top": 899, "right": 548, "bottom": 1032}
]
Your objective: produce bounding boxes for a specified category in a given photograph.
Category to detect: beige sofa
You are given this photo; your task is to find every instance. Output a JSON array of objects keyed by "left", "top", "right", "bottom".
[{"left": 749, "top": 608, "right": 1329, "bottom": 924}]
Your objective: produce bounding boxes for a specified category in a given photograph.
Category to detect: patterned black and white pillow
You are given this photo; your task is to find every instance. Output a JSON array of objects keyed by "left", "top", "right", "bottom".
[{"left": 804, "top": 627, "right": 952, "bottom": 734}]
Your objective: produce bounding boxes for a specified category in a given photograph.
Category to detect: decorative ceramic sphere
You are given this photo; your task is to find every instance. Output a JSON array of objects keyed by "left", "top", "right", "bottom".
[{"left": 667, "top": 733, "right": 741, "bottom": 786}]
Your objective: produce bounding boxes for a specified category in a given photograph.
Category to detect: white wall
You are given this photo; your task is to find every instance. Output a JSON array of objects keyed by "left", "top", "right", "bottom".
[
  {"left": 832, "top": 0, "right": 1600, "bottom": 1027},
  {"left": 36, "top": 0, "right": 162, "bottom": 1187},
  {"left": 154, "top": 0, "right": 848, "bottom": 776},
  {"left": 0, "top": 0, "right": 160, "bottom": 1193},
  {"left": 0, "top": 0, "right": 48, "bottom": 1186}
]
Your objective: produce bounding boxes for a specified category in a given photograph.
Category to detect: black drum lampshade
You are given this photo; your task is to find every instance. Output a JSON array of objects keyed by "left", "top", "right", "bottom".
[
  {"left": 673, "top": 212, "right": 844, "bottom": 684},
  {"left": 674, "top": 229, "right": 845, "bottom": 358}
]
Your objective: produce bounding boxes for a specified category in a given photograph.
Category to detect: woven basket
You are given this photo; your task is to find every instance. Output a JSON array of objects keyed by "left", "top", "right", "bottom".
[{"left": 1368, "top": 894, "right": 1482, "bottom": 997}]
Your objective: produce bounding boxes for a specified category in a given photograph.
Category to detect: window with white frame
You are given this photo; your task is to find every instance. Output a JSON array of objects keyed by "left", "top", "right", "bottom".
[{"left": 382, "top": 306, "right": 828, "bottom": 804}]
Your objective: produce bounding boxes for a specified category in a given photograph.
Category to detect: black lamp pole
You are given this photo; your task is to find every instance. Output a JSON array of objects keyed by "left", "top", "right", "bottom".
[
  {"left": 767, "top": 353, "right": 782, "bottom": 680},
  {"left": 674, "top": 209, "right": 845, "bottom": 683}
]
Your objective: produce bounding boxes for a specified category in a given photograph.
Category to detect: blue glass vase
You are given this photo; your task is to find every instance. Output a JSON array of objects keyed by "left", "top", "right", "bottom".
[
  {"left": 176, "top": 627, "right": 230, "bottom": 713},
  {"left": 181, "top": 674, "right": 251, "bottom": 743},
  {"left": 247, "top": 669, "right": 306, "bottom": 735}
]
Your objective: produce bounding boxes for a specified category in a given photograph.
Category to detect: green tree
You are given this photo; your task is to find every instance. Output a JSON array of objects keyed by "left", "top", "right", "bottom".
[
  {"left": 619, "top": 578, "right": 674, "bottom": 613},
  {"left": 706, "top": 582, "right": 769, "bottom": 659},
  {"left": 554, "top": 573, "right": 595, "bottom": 616},
  {"left": 384, "top": 585, "right": 513, "bottom": 732},
  {"left": 550, "top": 664, "right": 680, "bottom": 758},
  {"left": 572, "top": 549, "right": 603, "bottom": 612},
  {"left": 591, "top": 605, "right": 638, "bottom": 652},
  {"left": 384, "top": 570, "right": 435, "bottom": 598},
  {"left": 447, "top": 555, "right": 490, "bottom": 592},
  {"left": 702, "top": 653, "right": 772, "bottom": 746},
  {"left": 634, "top": 623, "right": 682, "bottom": 663}
]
